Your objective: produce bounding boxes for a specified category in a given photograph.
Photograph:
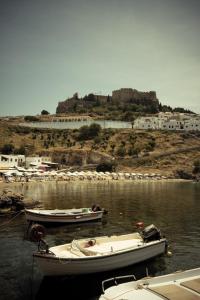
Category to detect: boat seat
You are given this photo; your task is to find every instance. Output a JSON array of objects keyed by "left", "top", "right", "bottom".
[
  {"left": 180, "top": 278, "right": 200, "bottom": 294},
  {"left": 148, "top": 284, "right": 200, "bottom": 300},
  {"left": 85, "top": 239, "right": 143, "bottom": 255},
  {"left": 70, "top": 248, "right": 86, "bottom": 257}
]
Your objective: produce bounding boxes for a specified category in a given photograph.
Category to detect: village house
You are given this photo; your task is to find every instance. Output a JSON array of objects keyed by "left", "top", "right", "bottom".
[
  {"left": 134, "top": 113, "right": 200, "bottom": 131},
  {"left": 25, "top": 156, "right": 51, "bottom": 168},
  {"left": 0, "top": 154, "right": 25, "bottom": 169},
  {"left": 25, "top": 156, "right": 59, "bottom": 170},
  {"left": 0, "top": 154, "right": 57, "bottom": 171}
]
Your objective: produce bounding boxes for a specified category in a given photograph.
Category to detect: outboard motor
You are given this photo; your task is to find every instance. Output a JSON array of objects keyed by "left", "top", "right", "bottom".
[
  {"left": 27, "top": 223, "right": 50, "bottom": 253},
  {"left": 142, "top": 224, "right": 161, "bottom": 242},
  {"left": 91, "top": 204, "right": 102, "bottom": 212}
]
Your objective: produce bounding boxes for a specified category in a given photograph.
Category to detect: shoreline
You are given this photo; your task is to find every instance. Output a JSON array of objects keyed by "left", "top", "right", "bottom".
[
  {"left": 0, "top": 178, "right": 192, "bottom": 214},
  {"left": 0, "top": 177, "right": 192, "bottom": 190}
]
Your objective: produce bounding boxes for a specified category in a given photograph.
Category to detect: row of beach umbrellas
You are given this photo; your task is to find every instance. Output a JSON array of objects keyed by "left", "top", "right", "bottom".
[{"left": 1, "top": 169, "right": 167, "bottom": 181}]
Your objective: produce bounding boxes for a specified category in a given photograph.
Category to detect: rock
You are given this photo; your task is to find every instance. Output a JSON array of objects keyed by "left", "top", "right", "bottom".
[
  {"left": 0, "top": 207, "right": 12, "bottom": 214},
  {"left": 23, "top": 198, "right": 41, "bottom": 208},
  {"left": 0, "top": 190, "right": 40, "bottom": 214}
]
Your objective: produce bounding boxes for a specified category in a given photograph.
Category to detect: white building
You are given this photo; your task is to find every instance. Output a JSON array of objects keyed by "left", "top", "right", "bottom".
[
  {"left": 134, "top": 113, "right": 200, "bottom": 131},
  {"left": 25, "top": 156, "right": 51, "bottom": 168},
  {"left": 0, "top": 154, "right": 25, "bottom": 169}
]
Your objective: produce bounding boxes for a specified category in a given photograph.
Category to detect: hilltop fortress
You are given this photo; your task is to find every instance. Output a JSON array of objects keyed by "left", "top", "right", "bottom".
[
  {"left": 112, "top": 88, "right": 157, "bottom": 103},
  {"left": 56, "top": 88, "right": 159, "bottom": 114}
]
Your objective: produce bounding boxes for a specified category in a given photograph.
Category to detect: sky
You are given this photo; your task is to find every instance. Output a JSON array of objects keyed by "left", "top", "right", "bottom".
[{"left": 0, "top": 0, "right": 200, "bottom": 116}]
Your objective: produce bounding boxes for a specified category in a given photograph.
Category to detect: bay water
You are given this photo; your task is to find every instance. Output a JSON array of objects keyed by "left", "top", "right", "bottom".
[{"left": 0, "top": 180, "right": 200, "bottom": 299}]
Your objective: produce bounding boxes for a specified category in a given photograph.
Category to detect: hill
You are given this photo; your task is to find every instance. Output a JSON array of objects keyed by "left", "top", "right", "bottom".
[
  {"left": 1, "top": 119, "right": 200, "bottom": 178},
  {"left": 55, "top": 88, "right": 193, "bottom": 120}
]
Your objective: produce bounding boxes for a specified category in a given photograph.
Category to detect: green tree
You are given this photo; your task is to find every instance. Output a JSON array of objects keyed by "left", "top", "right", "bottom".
[
  {"left": 116, "top": 146, "right": 126, "bottom": 157},
  {"left": 96, "top": 162, "right": 116, "bottom": 172},
  {"left": 61, "top": 155, "right": 67, "bottom": 164},
  {"left": 89, "top": 123, "right": 101, "bottom": 138},
  {"left": 193, "top": 160, "right": 200, "bottom": 174},
  {"left": 128, "top": 147, "right": 139, "bottom": 157},
  {"left": 86, "top": 93, "right": 95, "bottom": 102},
  {"left": 78, "top": 123, "right": 101, "bottom": 140},
  {"left": 24, "top": 115, "right": 39, "bottom": 122},
  {"left": 1, "top": 144, "right": 14, "bottom": 154},
  {"left": 110, "top": 144, "right": 116, "bottom": 154},
  {"left": 78, "top": 125, "right": 90, "bottom": 140},
  {"left": 41, "top": 110, "right": 49, "bottom": 115},
  {"left": 13, "top": 146, "right": 26, "bottom": 155}
]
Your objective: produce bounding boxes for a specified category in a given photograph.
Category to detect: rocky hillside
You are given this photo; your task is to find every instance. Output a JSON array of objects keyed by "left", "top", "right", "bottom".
[
  {"left": 1, "top": 119, "right": 200, "bottom": 178},
  {"left": 55, "top": 88, "right": 193, "bottom": 120},
  {"left": 56, "top": 88, "right": 159, "bottom": 117}
]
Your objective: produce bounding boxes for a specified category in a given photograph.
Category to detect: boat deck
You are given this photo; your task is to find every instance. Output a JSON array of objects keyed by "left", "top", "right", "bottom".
[
  {"left": 181, "top": 278, "right": 200, "bottom": 294},
  {"left": 101, "top": 270, "right": 200, "bottom": 300},
  {"left": 50, "top": 238, "right": 144, "bottom": 258},
  {"left": 149, "top": 281, "right": 200, "bottom": 300},
  {"left": 136, "top": 276, "right": 200, "bottom": 300}
]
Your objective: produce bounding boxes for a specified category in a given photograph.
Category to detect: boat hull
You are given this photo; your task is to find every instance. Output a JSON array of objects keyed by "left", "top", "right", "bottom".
[
  {"left": 25, "top": 209, "right": 103, "bottom": 223},
  {"left": 34, "top": 239, "right": 166, "bottom": 276}
]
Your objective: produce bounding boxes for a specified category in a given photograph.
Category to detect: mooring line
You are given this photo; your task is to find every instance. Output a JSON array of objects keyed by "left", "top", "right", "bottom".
[{"left": 0, "top": 210, "right": 24, "bottom": 229}]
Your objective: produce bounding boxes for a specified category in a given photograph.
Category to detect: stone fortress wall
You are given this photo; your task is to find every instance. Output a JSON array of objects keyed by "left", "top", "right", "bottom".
[
  {"left": 56, "top": 88, "right": 158, "bottom": 113},
  {"left": 112, "top": 88, "right": 157, "bottom": 102}
]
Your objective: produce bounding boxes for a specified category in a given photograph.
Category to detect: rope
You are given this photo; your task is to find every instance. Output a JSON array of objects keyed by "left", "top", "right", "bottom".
[
  {"left": 0, "top": 210, "right": 24, "bottom": 229},
  {"left": 30, "top": 255, "right": 35, "bottom": 300}
]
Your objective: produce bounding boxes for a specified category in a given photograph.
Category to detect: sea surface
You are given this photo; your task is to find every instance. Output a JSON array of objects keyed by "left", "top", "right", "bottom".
[{"left": 0, "top": 180, "right": 200, "bottom": 300}]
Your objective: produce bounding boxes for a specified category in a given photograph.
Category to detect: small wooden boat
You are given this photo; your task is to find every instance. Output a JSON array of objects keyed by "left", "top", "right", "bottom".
[
  {"left": 99, "top": 267, "right": 200, "bottom": 300},
  {"left": 25, "top": 205, "right": 105, "bottom": 224},
  {"left": 33, "top": 224, "right": 168, "bottom": 276}
]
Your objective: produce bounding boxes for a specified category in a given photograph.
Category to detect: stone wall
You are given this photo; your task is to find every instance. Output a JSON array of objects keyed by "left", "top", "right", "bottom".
[
  {"left": 112, "top": 88, "right": 158, "bottom": 103},
  {"left": 94, "top": 95, "right": 108, "bottom": 103}
]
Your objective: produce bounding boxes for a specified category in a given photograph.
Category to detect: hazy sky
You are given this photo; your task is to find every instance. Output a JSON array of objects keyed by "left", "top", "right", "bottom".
[{"left": 1, "top": 0, "right": 200, "bottom": 116}]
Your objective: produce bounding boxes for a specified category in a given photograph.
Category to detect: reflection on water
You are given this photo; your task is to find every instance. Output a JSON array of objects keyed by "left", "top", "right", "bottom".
[
  {"left": 0, "top": 181, "right": 200, "bottom": 300},
  {"left": 36, "top": 257, "right": 166, "bottom": 300}
]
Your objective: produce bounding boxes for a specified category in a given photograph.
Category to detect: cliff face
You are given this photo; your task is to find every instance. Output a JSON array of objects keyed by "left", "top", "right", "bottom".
[
  {"left": 56, "top": 88, "right": 159, "bottom": 114},
  {"left": 56, "top": 98, "right": 78, "bottom": 114},
  {"left": 49, "top": 149, "right": 113, "bottom": 166}
]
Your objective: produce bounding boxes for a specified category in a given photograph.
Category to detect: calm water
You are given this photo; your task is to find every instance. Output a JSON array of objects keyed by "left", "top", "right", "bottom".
[
  {"left": 0, "top": 181, "right": 200, "bottom": 300},
  {"left": 20, "top": 120, "right": 132, "bottom": 129}
]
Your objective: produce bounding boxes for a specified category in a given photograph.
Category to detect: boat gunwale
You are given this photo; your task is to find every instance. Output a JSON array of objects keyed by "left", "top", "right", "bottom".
[
  {"left": 33, "top": 238, "right": 167, "bottom": 261},
  {"left": 25, "top": 208, "right": 103, "bottom": 217},
  {"left": 101, "top": 268, "right": 200, "bottom": 299}
]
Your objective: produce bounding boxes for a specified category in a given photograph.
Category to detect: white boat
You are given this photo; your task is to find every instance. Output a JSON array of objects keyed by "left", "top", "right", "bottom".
[
  {"left": 99, "top": 267, "right": 200, "bottom": 300},
  {"left": 25, "top": 206, "right": 104, "bottom": 223},
  {"left": 33, "top": 224, "right": 167, "bottom": 276}
]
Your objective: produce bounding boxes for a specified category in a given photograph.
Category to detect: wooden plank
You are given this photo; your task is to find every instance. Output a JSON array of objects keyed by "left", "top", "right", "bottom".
[
  {"left": 148, "top": 284, "right": 200, "bottom": 300},
  {"left": 181, "top": 278, "right": 200, "bottom": 294}
]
